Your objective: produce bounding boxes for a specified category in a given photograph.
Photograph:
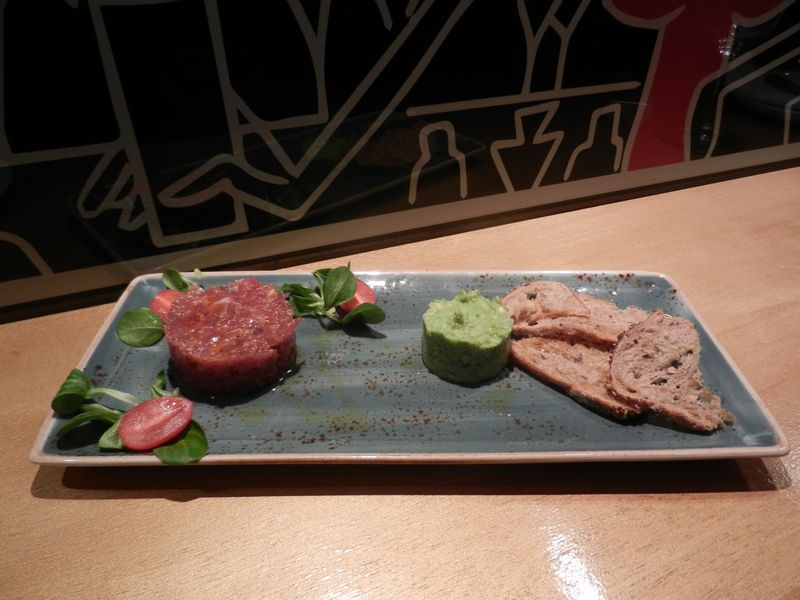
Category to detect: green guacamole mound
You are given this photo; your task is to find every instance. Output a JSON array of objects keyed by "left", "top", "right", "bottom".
[{"left": 421, "top": 290, "right": 513, "bottom": 384}]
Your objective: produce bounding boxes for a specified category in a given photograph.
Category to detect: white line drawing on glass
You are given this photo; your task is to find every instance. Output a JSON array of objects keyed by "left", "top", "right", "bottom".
[
  {"left": 563, "top": 104, "right": 624, "bottom": 181},
  {"left": 217, "top": 0, "right": 331, "bottom": 136},
  {"left": 231, "top": 0, "right": 472, "bottom": 220},
  {"left": 784, "top": 60, "right": 800, "bottom": 144},
  {"left": 518, "top": 0, "right": 561, "bottom": 93},
  {"left": 691, "top": 3, "right": 797, "bottom": 160},
  {"left": 82, "top": 0, "right": 161, "bottom": 243},
  {"left": 552, "top": 0, "right": 592, "bottom": 90},
  {"left": 0, "top": 0, "right": 641, "bottom": 254},
  {"left": 601, "top": 0, "right": 683, "bottom": 173},
  {"left": 3, "top": 0, "right": 796, "bottom": 261},
  {"left": 0, "top": 232, "right": 54, "bottom": 275},
  {"left": 410, "top": 0, "right": 640, "bottom": 119},
  {"left": 406, "top": 81, "right": 640, "bottom": 117},
  {"left": 490, "top": 101, "right": 563, "bottom": 192},
  {"left": 77, "top": 0, "right": 312, "bottom": 247},
  {"left": 76, "top": 151, "right": 146, "bottom": 231},
  {"left": 208, "top": 0, "right": 329, "bottom": 180},
  {"left": 375, "top": 0, "right": 393, "bottom": 30},
  {"left": 785, "top": 97, "right": 800, "bottom": 144},
  {"left": 0, "top": 0, "right": 122, "bottom": 166},
  {"left": 157, "top": 0, "right": 473, "bottom": 245},
  {"left": 405, "top": 0, "right": 422, "bottom": 18},
  {"left": 0, "top": 0, "right": 473, "bottom": 248},
  {"left": 408, "top": 122, "right": 468, "bottom": 205},
  {"left": 156, "top": 156, "right": 292, "bottom": 245},
  {"left": 701, "top": 24, "right": 800, "bottom": 158},
  {"left": 605, "top": 0, "right": 795, "bottom": 171},
  {"left": 519, "top": 0, "right": 592, "bottom": 92}
]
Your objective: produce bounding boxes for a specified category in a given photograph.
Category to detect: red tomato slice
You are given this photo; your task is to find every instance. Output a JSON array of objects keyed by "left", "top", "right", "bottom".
[
  {"left": 118, "top": 396, "right": 194, "bottom": 451},
  {"left": 149, "top": 289, "right": 183, "bottom": 321},
  {"left": 338, "top": 278, "right": 377, "bottom": 313}
]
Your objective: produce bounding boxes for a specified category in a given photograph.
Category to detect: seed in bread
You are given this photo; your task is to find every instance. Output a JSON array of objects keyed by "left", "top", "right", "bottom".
[
  {"left": 511, "top": 337, "right": 644, "bottom": 420},
  {"left": 609, "top": 310, "right": 725, "bottom": 432}
]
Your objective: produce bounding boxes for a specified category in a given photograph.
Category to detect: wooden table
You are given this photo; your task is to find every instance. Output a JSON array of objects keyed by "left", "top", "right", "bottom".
[{"left": 3, "top": 167, "right": 799, "bottom": 599}]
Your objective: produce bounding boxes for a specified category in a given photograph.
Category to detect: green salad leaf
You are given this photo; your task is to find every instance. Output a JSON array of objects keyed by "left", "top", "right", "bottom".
[
  {"left": 153, "top": 421, "right": 209, "bottom": 465},
  {"left": 57, "top": 403, "right": 123, "bottom": 437},
  {"left": 51, "top": 368, "right": 139, "bottom": 415},
  {"left": 116, "top": 307, "right": 164, "bottom": 347},
  {"left": 150, "top": 370, "right": 179, "bottom": 398},
  {"left": 319, "top": 265, "right": 357, "bottom": 311},
  {"left": 282, "top": 283, "right": 324, "bottom": 316},
  {"left": 98, "top": 420, "right": 124, "bottom": 450},
  {"left": 339, "top": 302, "right": 385, "bottom": 325},
  {"left": 281, "top": 264, "right": 385, "bottom": 326},
  {"left": 52, "top": 369, "right": 93, "bottom": 415},
  {"left": 162, "top": 267, "right": 202, "bottom": 292}
]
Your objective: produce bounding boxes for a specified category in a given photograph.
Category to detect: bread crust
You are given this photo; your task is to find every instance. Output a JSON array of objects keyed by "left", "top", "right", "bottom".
[
  {"left": 501, "top": 281, "right": 589, "bottom": 326},
  {"left": 511, "top": 337, "right": 644, "bottom": 420},
  {"left": 609, "top": 311, "right": 725, "bottom": 432}
]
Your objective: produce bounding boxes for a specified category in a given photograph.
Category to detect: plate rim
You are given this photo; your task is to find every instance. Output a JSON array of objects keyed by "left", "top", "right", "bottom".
[{"left": 29, "top": 270, "right": 791, "bottom": 466}]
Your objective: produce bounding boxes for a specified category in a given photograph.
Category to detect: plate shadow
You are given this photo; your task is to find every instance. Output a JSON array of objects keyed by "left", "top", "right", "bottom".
[{"left": 30, "top": 456, "right": 791, "bottom": 502}]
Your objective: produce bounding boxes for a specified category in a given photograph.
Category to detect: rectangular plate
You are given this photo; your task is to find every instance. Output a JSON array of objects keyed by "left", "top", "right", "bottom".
[{"left": 29, "top": 271, "right": 789, "bottom": 466}]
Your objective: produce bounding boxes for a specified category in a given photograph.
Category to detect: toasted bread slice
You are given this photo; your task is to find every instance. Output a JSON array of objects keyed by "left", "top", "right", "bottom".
[
  {"left": 514, "top": 294, "right": 649, "bottom": 348},
  {"left": 501, "top": 281, "right": 589, "bottom": 328},
  {"left": 609, "top": 310, "right": 724, "bottom": 432},
  {"left": 511, "top": 337, "right": 645, "bottom": 420}
]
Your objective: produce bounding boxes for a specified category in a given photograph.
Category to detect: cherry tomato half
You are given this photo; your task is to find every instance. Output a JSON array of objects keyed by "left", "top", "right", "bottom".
[
  {"left": 149, "top": 289, "right": 183, "bottom": 321},
  {"left": 338, "top": 278, "right": 377, "bottom": 313},
  {"left": 118, "top": 395, "right": 194, "bottom": 451}
]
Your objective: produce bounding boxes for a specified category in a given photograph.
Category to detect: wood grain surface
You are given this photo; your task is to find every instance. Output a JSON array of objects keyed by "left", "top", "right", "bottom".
[{"left": 3, "top": 166, "right": 799, "bottom": 599}]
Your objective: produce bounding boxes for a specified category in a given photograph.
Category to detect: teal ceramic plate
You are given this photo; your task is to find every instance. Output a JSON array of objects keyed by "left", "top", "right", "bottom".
[{"left": 30, "top": 271, "right": 789, "bottom": 466}]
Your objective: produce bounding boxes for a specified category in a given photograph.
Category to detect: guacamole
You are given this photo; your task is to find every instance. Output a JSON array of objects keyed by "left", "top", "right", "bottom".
[{"left": 421, "top": 290, "right": 513, "bottom": 384}]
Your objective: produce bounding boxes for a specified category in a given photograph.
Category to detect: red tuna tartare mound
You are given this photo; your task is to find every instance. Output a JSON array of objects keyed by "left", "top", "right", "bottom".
[{"left": 164, "top": 277, "right": 300, "bottom": 394}]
